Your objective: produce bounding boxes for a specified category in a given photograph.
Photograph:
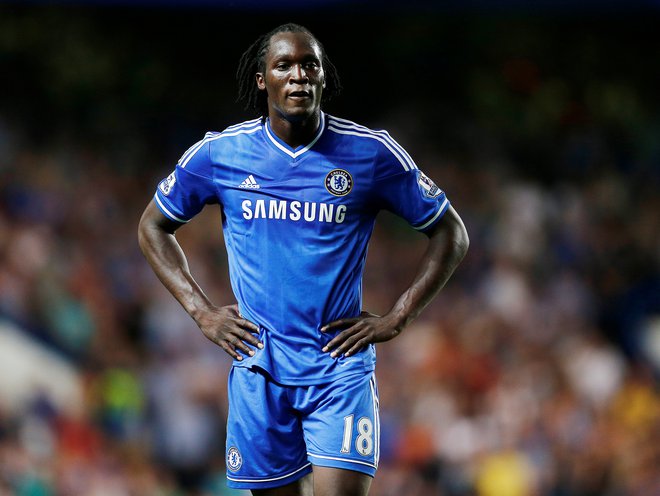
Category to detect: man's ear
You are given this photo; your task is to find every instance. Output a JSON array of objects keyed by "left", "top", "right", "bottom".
[{"left": 256, "top": 73, "right": 266, "bottom": 90}]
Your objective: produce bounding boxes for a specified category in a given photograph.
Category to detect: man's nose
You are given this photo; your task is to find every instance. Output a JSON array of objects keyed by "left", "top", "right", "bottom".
[{"left": 290, "top": 64, "right": 308, "bottom": 82}]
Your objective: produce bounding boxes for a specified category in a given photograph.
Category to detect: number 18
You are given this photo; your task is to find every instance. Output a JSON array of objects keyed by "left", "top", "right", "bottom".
[{"left": 341, "top": 414, "right": 374, "bottom": 456}]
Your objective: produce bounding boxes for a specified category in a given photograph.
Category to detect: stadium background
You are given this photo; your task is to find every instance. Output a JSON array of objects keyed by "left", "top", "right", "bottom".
[{"left": 0, "top": 1, "right": 659, "bottom": 495}]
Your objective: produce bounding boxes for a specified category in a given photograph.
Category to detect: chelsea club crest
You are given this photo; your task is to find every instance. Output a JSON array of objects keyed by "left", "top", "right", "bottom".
[
  {"left": 325, "top": 169, "right": 353, "bottom": 197},
  {"left": 227, "top": 446, "right": 242, "bottom": 472}
]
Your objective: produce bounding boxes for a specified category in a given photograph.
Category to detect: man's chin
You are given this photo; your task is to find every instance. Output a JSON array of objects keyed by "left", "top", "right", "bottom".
[{"left": 276, "top": 105, "right": 319, "bottom": 124}]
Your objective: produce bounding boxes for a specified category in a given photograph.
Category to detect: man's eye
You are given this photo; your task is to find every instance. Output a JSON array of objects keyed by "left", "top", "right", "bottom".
[{"left": 275, "top": 63, "right": 289, "bottom": 70}]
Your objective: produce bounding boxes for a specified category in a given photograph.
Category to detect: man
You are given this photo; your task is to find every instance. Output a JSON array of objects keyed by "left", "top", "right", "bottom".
[{"left": 138, "top": 23, "right": 469, "bottom": 496}]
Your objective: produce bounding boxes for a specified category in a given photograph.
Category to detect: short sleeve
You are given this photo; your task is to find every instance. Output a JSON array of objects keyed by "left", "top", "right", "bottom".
[
  {"left": 372, "top": 137, "right": 450, "bottom": 232},
  {"left": 154, "top": 140, "right": 218, "bottom": 223}
]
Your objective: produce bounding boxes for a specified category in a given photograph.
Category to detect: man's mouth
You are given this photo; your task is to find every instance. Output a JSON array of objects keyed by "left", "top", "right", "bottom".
[{"left": 288, "top": 90, "right": 311, "bottom": 99}]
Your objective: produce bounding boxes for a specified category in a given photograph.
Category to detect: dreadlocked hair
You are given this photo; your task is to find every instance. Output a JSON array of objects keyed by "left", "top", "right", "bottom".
[{"left": 236, "top": 23, "right": 342, "bottom": 119}]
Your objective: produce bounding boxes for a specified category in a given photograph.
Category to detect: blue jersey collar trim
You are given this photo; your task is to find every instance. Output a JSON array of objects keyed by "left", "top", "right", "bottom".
[{"left": 264, "top": 112, "right": 326, "bottom": 159}]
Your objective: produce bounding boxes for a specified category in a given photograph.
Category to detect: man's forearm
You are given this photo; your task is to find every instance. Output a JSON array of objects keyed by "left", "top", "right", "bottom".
[
  {"left": 138, "top": 202, "right": 214, "bottom": 323},
  {"left": 386, "top": 206, "right": 469, "bottom": 331}
]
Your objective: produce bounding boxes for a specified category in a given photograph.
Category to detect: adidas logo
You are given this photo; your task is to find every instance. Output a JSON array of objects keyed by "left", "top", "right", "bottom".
[{"left": 239, "top": 174, "right": 260, "bottom": 189}]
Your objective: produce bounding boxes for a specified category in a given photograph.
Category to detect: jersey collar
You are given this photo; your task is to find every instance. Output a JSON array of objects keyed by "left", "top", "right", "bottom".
[{"left": 264, "top": 112, "right": 326, "bottom": 159}]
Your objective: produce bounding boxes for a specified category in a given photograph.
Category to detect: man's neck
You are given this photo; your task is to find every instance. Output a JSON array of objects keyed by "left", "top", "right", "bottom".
[{"left": 268, "top": 111, "right": 321, "bottom": 149}]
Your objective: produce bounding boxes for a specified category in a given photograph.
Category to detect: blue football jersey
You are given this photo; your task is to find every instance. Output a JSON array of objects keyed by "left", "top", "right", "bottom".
[{"left": 154, "top": 113, "right": 450, "bottom": 385}]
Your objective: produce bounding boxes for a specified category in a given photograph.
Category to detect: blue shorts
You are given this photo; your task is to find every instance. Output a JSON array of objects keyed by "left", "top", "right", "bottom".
[{"left": 225, "top": 366, "right": 380, "bottom": 490}]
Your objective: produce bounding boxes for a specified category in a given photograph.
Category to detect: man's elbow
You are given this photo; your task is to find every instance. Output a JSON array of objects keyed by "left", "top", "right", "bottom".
[
  {"left": 137, "top": 202, "right": 163, "bottom": 254},
  {"left": 441, "top": 206, "right": 469, "bottom": 261},
  {"left": 454, "top": 222, "right": 470, "bottom": 260},
  {"left": 137, "top": 212, "right": 153, "bottom": 255}
]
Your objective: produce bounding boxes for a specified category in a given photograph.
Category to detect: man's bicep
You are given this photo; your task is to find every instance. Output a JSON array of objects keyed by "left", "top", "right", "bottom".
[
  {"left": 153, "top": 163, "right": 217, "bottom": 224},
  {"left": 140, "top": 199, "right": 185, "bottom": 234},
  {"left": 424, "top": 205, "right": 463, "bottom": 238},
  {"left": 374, "top": 168, "right": 450, "bottom": 232}
]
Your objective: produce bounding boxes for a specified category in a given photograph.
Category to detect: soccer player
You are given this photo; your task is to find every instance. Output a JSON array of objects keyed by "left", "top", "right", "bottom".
[{"left": 138, "top": 23, "right": 469, "bottom": 496}]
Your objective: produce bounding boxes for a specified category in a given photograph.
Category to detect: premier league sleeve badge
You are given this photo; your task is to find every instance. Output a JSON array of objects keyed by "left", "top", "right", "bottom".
[{"left": 417, "top": 171, "right": 442, "bottom": 198}]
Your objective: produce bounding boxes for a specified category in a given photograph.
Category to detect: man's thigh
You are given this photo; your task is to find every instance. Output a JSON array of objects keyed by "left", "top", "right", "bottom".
[
  {"left": 298, "top": 372, "right": 379, "bottom": 479},
  {"left": 250, "top": 468, "right": 371, "bottom": 496},
  {"left": 251, "top": 473, "right": 314, "bottom": 496},
  {"left": 312, "top": 466, "right": 372, "bottom": 496},
  {"left": 228, "top": 368, "right": 379, "bottom": 494},
  {"left": 226, "top": 367, "right": 312, "bottom": 491}
]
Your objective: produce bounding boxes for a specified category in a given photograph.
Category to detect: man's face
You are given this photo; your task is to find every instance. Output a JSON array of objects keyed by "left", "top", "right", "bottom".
[{"left": 256, "top": 31, "right": 325, "bottom": 123}]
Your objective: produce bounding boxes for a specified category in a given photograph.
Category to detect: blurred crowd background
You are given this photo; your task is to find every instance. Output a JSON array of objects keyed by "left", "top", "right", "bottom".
[{"left": 0, "top": 1, "right": 659, "bottom": 495}]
